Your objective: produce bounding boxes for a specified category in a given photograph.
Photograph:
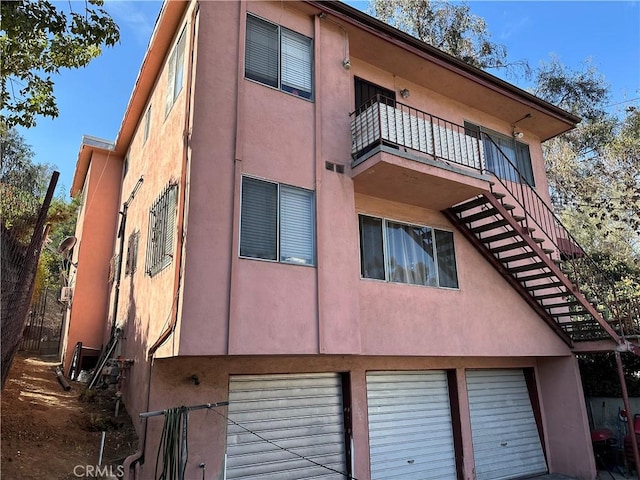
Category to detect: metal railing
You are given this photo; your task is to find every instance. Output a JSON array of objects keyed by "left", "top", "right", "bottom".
[
  {"left": 482, "top": 134, "right": 639, "bottom": 337},
  {"left": 350, "top": 95, "right": 484, "bottom": 172}
]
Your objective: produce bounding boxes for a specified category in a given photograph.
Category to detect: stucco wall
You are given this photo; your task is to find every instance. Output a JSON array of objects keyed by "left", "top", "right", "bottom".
[
  {"left": 174, "top": 0, "right": 567, "bottom": 359},
  {"left": 63, "top": 151, "right": 122, "bottom": 373},
  {"left": 115, "top": 2, "right": 197, "bottom": 435}
]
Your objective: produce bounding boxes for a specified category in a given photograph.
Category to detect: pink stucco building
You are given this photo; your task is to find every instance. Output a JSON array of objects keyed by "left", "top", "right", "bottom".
[{"left": 65, "top": 2, "right": 640, "bottom": 479}]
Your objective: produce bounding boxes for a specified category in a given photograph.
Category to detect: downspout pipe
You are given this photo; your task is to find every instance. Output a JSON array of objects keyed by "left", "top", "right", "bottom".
[
  {"left": 123, "top": 4, "right": 199, "bottom": 478},
  {"left": 111, "top": 176, "right": 144, "bottom": 336},
  {"left": 148, "top": 2, "right": 199, "bottom": 359}
]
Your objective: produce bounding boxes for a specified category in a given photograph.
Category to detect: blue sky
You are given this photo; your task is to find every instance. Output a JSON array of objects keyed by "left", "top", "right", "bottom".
[{"left": 18, "top": 1, "right": 640, "bottom": 199}]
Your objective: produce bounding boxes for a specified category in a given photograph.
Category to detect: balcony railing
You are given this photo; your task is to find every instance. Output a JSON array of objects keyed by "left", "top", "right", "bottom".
[
  {"left": 350, "top": 95, "right": 484, "bottom": 172},
  {"left": 482, "top": 134, "right": 639, "bottom": 337}
]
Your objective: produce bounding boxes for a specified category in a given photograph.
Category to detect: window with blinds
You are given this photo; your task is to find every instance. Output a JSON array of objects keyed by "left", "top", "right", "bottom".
[
  {"left": 245, "top": 14, "right": 313, "bottom": 100},
  {"left": 240, "top": 176, "right": 315, "bottom": 266},
  {"left": 165, "top": 26, "right": 187, "bottom": 117},
  {"left": 146, "top": 183, "right": 178, "bottom": 277}
]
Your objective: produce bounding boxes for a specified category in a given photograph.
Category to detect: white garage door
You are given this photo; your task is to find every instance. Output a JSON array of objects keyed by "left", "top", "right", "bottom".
[
  {"left": 466, "top": 369, "right": 547, "bottom": 480},
  {"left": 226, "top": 373, "right": 348, "bottom": 480},
  {"left": 367, "top": 370, "right": 457, "bottom": 480}
]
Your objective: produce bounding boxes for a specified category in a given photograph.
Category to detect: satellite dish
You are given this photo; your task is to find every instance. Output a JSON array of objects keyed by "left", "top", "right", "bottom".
[{"left": 58, "top": 236, "right": 77, "bottom": 255}]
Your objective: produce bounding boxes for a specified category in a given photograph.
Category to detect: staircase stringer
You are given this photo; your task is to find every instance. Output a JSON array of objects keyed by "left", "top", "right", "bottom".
[
  {"left": 443, "top": 204, "right": 573, "bottom": 347},
  {"left": 481, "top": 194, "right": 622, "bottom": 344},
  {"left": 445, "top": 193, "right": 624, "bottom": 345}
]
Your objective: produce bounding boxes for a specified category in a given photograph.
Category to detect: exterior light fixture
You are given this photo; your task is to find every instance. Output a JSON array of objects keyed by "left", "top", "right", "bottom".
[
  {"left": 342, "top": 58, "right": 351, "bottom": 69},
  {"left": 400, "top": 88, "right": 410, "bottom": 99}
]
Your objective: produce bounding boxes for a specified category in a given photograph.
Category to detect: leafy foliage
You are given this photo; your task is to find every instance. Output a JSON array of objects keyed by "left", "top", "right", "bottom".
[
  {"left": 0, "top": 121, "right": 52, "bottom": 242},
  {"left": 0, "top": 122, "right": 77, "bottom": 289},
  {"left": 535, "top": 61, "right": 640, "bottom": 257},
  {"left": 579, "top": 353, "right": 640, "bottom": 398},
  {"left": 1, "top": 0, "right": 120, "bottom": 128},
  {"left": 370, "top": 0, "right": 529, "bottom": 77}
]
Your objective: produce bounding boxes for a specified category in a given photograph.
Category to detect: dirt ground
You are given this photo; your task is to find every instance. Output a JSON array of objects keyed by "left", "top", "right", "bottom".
[{"left": 1, "top": 353, "right": 138, "bottom": 479}]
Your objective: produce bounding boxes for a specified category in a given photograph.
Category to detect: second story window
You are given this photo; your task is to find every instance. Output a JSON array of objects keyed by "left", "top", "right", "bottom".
[
  {"left": 240, "top": 176, "right": 315, "bottom": 265},
  {"left": 466, "top": 122, "right": 535, "bottom": 186},
  {"left": 359, "top": 215, "right": 459, "bottom": 288},
  {"left": 165, "top": 27, "right": 186, "bottom": 116},
  {"left": 245, "top": 14, "right": 313, "bottom": 100},
  {"left": 146, "top": 183, "right": 178, "bottom": 276}
]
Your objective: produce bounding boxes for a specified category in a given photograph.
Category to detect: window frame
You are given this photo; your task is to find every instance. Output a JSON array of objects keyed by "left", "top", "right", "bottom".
[
  {"left": 239, "top": 175, "right": 316, "bottom": 266},
  {"left": 358, "top": 214, "right": 459, "bottom": 289},
  {"left": 143, "top": 104, "right": 152, "bottom": 143},
  {"left": 465, "top": 121, "right": 535, "bottom": 186},
  {"left": 165, "top": 26, "right": 187, "bottom": 117},
  {"left": 244, "top": 13, "right": 314, "bottom": 101}
]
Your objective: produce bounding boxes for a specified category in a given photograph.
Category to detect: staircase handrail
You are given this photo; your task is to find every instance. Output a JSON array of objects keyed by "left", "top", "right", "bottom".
[{"left": 479, "top": 132, "right": 632, "bottom": 336}]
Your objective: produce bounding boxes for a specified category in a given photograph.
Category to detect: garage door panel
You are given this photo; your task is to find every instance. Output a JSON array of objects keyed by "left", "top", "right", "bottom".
[
  {"left": 367, "top": 370, "right": 457, "bottom": 480},
  {"left": 226, "top": 373, "right": 347, "bottom": 480},
  {"left": 466, "top": 369, "right": 546, "bottom": 480}
]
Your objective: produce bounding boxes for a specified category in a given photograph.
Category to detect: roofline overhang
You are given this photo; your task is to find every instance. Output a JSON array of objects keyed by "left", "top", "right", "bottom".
[
  {"left": 112, "top": 1, "right": 189, "bottom": 156},
  {"left": 70, "top": 1, "right": 189, "bottom": 197},
  {"left": 70, "top": 135, "right": 116, "bottom": 197},
  {"left": 307, "top": 1, "right": 581, "bottom": 138}
]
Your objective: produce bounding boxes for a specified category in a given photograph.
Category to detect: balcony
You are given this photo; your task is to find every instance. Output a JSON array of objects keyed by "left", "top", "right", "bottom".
[{"left": 350, "top": 95, "right": 492, "bottom": 210}]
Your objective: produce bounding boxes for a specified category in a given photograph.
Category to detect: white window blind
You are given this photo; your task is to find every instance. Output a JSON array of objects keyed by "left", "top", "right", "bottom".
[
  {"left": 245, "top": 14, "right": 313, "bottom": 99},
  {"left": 280, "top": 186, "right": 314, "bottom": 265},
  {"left": 281, "top": 29, "right": 312, "bottom": 96},
  {"left": 240, "top": 177, "right": 315, "bottom": 265},
  {"left": 245, "top": 15, "right": 279, "bottom": 88}
]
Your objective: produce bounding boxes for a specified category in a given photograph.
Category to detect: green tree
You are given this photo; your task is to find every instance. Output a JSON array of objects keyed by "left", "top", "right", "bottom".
[
  {"left": 370, "top": 0, "right": 529, "bottom": 76},
  {"left": 534, "top": 60, "right": 640, "bottom": 259},
  {"left": 0, "top": 121, "right": 52, "bottom": 241},
  {"left": 1, "top": 0, "right": 120, "bottom": 128}
]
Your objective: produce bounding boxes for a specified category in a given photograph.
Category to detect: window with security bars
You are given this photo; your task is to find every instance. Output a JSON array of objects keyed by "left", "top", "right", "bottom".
[
  {"left": 245, "top": 14, "right": 313, "bottom": 99},
  {"left": 146, "top": 183, "right": 178, "bottom": 276},
  {"left": 240, "top": 176, "right": 315, "bottom": 265},
  {"left": 125, "top": 231, "right": 139, "bottom": 275}
]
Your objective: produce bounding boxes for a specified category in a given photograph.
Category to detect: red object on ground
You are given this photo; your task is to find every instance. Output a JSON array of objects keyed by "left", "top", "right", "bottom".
[{"left": 591, "top": 428, "right": 613, "bottom": 442}]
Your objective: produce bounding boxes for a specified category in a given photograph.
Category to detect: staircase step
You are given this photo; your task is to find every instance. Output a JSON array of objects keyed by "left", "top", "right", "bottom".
[
  {"left": 492, "top": 192, "right": 506, "bottom": 200},
  {"left": 526, "top": 281, "right": 566, "bottom": 291},
  {"left": 548, "top": 309, "right": 589, "bottom": 318},
  {"left": 452, "top": 196, "right": 490, "bottom": 213},
  {"left": 488, "top": 241, "right": 528, "bottom": 254},
  {"left": 471, "top": 219, "right": 510, "bottom": 234},
  {"left": 542, "top": 300, "right": 582, "bottom": 309},
  {"left": 500, "top": 251, "right": 539, "bottom": 263},
  {"left": 513, "top": 215, "right": 526, "bottom": 222},
  {"left": 542, "top": 248, "right": 555, "bottom": 255},
  {"left": 508, "top": 262, "right": 548, "bottom": 274},
  {"left": 534, "top": 292, "right": 572, "bottom": 301},
  {"left": 460, "top": 208, "right": 500, "bottom": 223},
  {"left": 481, "top": 230, "right": 520, "bottom": 244},
  {"left": 532, "top": 237, "right": 545, "bottom": 243},
  {"left": 517, "top": 271, "right": 560, "bottom": 282},
  {"left": 502, "top": 203, "right": 516, "bottom": 211}
]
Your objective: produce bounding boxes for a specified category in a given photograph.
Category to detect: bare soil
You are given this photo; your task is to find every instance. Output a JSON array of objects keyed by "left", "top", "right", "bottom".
[{"left": 1, "top": 353, "right": 138, "bottom": 479}]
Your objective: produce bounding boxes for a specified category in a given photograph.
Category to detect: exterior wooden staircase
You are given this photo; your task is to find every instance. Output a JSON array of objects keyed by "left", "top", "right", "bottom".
[{"left": 443, "top": 134, "right": 639, "bottom": 349}]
